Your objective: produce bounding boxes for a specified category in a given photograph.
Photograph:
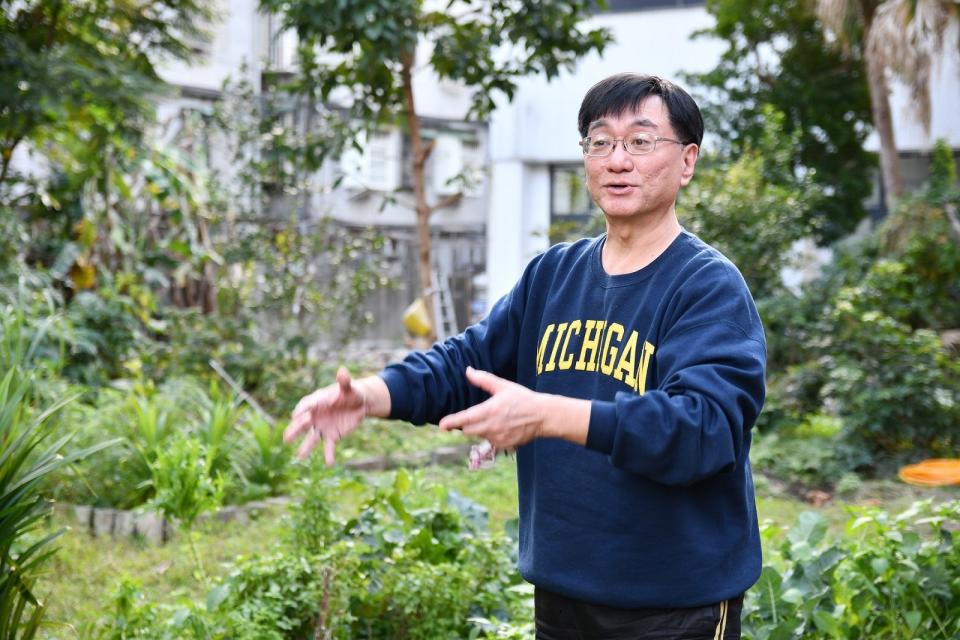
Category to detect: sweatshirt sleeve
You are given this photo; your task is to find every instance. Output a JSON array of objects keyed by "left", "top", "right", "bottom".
[
  {"left": 584, "top": 264, "right": 766, "bottom": 486},
  {"left": 378, "top": 257, "right": 537, "bottom": 426}
]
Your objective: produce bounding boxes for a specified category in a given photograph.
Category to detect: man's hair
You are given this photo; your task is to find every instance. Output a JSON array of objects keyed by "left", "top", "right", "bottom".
[{"left": 577, "top": 73, "right": 704, "bottom": 146}]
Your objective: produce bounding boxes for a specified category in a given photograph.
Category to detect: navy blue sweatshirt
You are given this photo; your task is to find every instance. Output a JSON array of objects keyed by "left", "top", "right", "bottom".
[{"left": 380, "top": 231, "right": 766, "bottom": 608}]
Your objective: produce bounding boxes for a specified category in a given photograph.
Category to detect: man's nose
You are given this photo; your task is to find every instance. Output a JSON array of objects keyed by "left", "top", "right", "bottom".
[{"left": 606, "top": 141, "right": 634, "bottom": 170}]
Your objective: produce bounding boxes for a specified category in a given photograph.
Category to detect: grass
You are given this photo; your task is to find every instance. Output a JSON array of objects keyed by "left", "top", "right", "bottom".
[
  {"left": 38, "top": 507, "right": 288, "bottom": 638},
  {"left": 335, "top": 418, "right": 469, "bottom": 460}
]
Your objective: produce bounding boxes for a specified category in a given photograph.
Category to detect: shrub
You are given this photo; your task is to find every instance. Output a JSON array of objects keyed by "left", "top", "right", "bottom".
[
  {"left": 149, "top": 431, "right": 225, "bottom": 581},
  {"left": 213, "top": 553, "right": 331, "bottom": 640},
  {"left": 822, "top": 307, "right": 960, "bottom": 458},
  {"left": 49, "top": 375, "right": 300, "bottom": 510},
  {"left": 233, "top": 412, "right": 295, "bottom": 502},
  {"left": 756, "top": 159, "right": 960, "bottom": 478},
  {"left": 680, "top": 107, "right": 817, "bottom": 300},
  {"left": 744, "top": 500, "right": 960, "bottom": 639},
  {"left": 0, "top": 367, "right": 114, "bottom": 639},
  {"left": 751, "top": 413, "right": 869, "bottom": 489},
  {"left": 316, "top": 470, "right": 524, "bottom": 639},
  {"left": 94, "top": 469, "right": 527, "bottom": 639}
]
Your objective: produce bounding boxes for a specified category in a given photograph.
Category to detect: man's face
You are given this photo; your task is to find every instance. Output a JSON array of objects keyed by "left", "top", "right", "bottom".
[{"left": 582, "top": 96, "right": 699, "bottom": 222}]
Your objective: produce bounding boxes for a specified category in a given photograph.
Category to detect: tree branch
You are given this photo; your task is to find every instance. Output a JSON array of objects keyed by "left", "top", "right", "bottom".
[
  {"left": 427, "top": 192, "right": 463, "bottom": 217},
  {"left": 416, "top": 138, "right": 436, "bottom": 171},
  {"left": 0, "top": 136, "right": 26, "bottom": 193},
  {"left": 945, "top": 202, "right": 960, "bottom": 248}
]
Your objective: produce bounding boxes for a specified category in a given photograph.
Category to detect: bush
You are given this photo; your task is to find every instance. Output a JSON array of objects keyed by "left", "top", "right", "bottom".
[
  {"left": 0, "top": 366, "right": 114, "bottom": 639},
  {"left": 51, "top": 376, "right": 297, "bottom": 510},
  {"left": 681, "top": 106, "right": 817, "bottom": 300},
  {"left": 93, "top": 469, "right": 527, "bottom": 639},
  {"left": 751, "top": 413, "right": 869, "bottom": 489},
  {"left": 311, "top": 470, "right": 524, "bottom": 639},
  {"left": 823, "top": 307, "right": 960, "bottom": 458},
  {"left": 214, "top": 553, "right": 330, "bottom": 639},
  {"left": 755, "top": 155, "right": 960, "bottom": 479},
  {"left": 744, "top": 500, "right": 960, "bottom": 639}
]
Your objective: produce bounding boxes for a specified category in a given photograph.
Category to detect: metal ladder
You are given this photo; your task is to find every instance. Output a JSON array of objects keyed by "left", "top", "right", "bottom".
[{"left": 431, "top": 270, "right": 459, "bottom": 340}]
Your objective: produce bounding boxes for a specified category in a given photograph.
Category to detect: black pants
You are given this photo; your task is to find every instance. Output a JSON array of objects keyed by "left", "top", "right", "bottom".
[{"left": 535, "top": 587, "right": 743, "bottom": 640}]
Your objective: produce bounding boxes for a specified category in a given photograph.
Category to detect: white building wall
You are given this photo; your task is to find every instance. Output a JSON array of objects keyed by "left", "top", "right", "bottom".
[
  {"left": 866, "top": 21, "right": 960, "bottom": 154},
  {"left": 157, "top": 0, "right": 263, "bottom": 93}
]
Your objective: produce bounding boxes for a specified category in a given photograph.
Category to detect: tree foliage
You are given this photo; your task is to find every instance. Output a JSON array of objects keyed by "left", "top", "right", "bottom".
[
  {"left": 681, "top": 106, "right": 820, "bottom": 299},
  {"left": 262, "top": 0, "right": 611, "bottom": 121},
  {"left": 815, "top": 0, "right": 960, "bottom": 206},
  {"left": 261, "top": 0, "right": 611, "bottom": 338},
  {"left": 687, "top": 0, "right": 875, "bottom": 243},
  {"left": 0, "top": 0, "right": 211, "bottom": 195}
]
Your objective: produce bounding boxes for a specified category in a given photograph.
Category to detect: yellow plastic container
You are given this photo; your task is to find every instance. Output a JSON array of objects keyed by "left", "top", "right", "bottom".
[{"left": 403, "top": 298, "right": 432, "bottom": 336}]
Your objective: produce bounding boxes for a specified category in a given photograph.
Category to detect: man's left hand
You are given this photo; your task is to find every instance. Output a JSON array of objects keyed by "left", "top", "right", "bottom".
[{"left": 438, "top": 367, "right": 546, "bottom": 449}]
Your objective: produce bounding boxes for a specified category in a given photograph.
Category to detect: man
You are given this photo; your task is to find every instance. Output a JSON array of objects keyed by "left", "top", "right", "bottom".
[{"left": 285, "top": 73, "right": 765, "bottom": 639}]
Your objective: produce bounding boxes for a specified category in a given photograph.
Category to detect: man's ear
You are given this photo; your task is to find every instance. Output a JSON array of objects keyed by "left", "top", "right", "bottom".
[{"left": 679, "top": 143, "right": 699, "bottom": 187}]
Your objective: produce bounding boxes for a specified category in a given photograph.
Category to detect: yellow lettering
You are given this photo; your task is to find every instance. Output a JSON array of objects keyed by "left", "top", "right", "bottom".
[
  {"left": 613, "top": 331, "right": 638, "bottom": 387},
  {"left": 576, "top": 320, "right": 606, "bottom": 372},
  {"left": 536, "top": 324, "right": 556, "bottom": 374},
  {"left": 545, "top": 323, "right": 568, "bottom": 372},
  {"left": 558, "top": 320, "right": 581, "bottom": 370},
  {"left": 635, "top": 341, "right": 656, "bottom": 394},
  {"left": 599, "top": 323, "right": 624, "bottom": 375}
]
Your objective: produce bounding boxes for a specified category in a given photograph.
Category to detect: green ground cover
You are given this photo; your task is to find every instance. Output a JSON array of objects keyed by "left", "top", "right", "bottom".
[{"left": 34, "top": 453, "right": 959, "bottom": 638}]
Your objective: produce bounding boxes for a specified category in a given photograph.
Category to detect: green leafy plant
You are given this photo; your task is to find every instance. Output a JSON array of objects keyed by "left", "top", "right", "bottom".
[
  {"left": 193, "top": 381, "right": 245, "bottom": 481},
  {"left": 744, "top": 500, "right": 960, "bottom": 639},
  {"left": 316, "top": 470, "right": 523, "bottom": 639},
  {"left": 149, "top": 433, "right": 225, "bottom": 583},
  {"left": 823, "top": 308, "right": 960, "bottom": 458},
  {"left": 90, "top": 468, "right": 527, "bottom": 638},
  {"left": 751, "top": 412, "right": 870, "bottom": 490},
  {"left": 0, "top": 368, "right": 114, "bottom": 639},
  {"left": 681, "top": 106, "right": 818, "bottom": 299},
  {"left": 91, "top": 577, "right": 214, "bottom": 640},
  {"left": 234, "top": 413, "right": 294, "bottom": 502},
  {"left": 211, "top": 552, "right": 332, "bottom": 640}
]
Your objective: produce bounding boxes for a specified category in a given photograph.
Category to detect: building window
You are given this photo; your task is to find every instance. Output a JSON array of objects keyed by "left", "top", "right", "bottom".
[
  {"left": 550, "top": 165, "right": 603, "bottom": 242},
  {"left": 401, "top": 129, "right": 484, "bottom": 197},
  {"left": 551, "top": 166, "right": 592, "bottom": 219}
]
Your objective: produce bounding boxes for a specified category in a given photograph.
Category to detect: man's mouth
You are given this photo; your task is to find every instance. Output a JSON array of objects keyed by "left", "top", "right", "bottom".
[{"left": 605, "top": 184, "right": 634, "bottom": 194}]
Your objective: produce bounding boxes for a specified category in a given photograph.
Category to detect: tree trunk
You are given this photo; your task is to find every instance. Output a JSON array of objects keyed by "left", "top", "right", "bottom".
[
  {"left": 400, "top": 52, "right": 437, "bottom": 342},
  {"left": 863, "top": 8, "right": 904, "bottom": 213}
]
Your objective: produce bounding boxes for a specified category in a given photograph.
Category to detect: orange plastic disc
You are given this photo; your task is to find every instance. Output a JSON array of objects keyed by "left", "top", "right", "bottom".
[{"left": 898, "top": 459, "right": 960, "bottom": 487}]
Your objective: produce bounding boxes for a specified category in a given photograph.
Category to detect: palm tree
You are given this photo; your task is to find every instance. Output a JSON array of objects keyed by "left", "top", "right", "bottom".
[{"left": 815, "top": 0, "right": 958, "bottom": 210}]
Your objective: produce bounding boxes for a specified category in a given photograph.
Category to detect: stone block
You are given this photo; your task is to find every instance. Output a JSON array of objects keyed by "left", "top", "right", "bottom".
[
  {"left": 345, "top": 456, "right": 388, "bottom": 472},
  {"left": 92, "top": 508, "right": 115, "bottom": 537},
  {"left": 232, "top": 507, "right": 250, "bottom": 526},
  {"left": 73, "top": 504, "right": 93, "bottom": 530},
  {"left": 216, "top": 506, "right": 237, "bottom": 523},
  {"left": 113, "top": 510, "right": 135, "bottom": 537},
  {"left": 393, "top": 451, "right": 430, "bottom": 468},
  {"left": 134, "top": 511, "right": 165, "bottom": 545},
  {"left": 431, "top": 445, "right": 470, "bottom": 466}
]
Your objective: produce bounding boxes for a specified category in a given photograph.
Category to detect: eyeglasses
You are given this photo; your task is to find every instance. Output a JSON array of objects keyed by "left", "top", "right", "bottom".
[{"left": 579, "top": 133, "right": 686, "bottom": 157}]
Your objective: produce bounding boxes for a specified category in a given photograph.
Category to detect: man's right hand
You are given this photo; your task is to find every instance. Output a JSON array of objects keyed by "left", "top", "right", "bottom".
[{"left": 284, "top": 367, "right": 389, "bottom": 465}]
